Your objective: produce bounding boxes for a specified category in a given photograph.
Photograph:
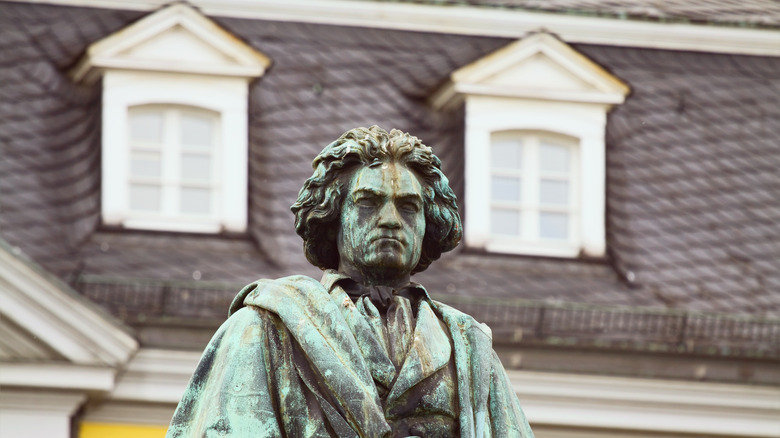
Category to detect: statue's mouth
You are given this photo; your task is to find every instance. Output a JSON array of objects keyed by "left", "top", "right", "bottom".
[{"left": 373, "top": 236, "right": 403, "bottom": 245}]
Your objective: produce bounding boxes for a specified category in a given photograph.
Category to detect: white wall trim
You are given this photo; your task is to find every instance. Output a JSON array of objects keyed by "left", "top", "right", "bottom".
[
  {"left": 80, "top": 347, "right": 780, "bottom": 437},
  {"left": 509, "top": 370, "right": 780, "bottom": 437},
  {"left": 454, "top": 83, "right": 626, "bottom": 105},
  {"left": 81, "top": 401, "right": 177, "bottom": 426},
  {"left": 0, "top": 390, "right": 86, "bottom": 414},
  {"left": 111, "top": 348, "right": 201, "bottom": 403},
  {"left": 0, "top": 242, "right": 138, "bottom": 366},
  {"left": 0, "top": 363, "right": 116, "bottom": 392},
  {"left": 10, "top": 0, "right": 780, "bottom": 57}
]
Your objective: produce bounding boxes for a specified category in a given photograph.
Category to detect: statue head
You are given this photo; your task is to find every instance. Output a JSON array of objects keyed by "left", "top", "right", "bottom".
[{"left": 291, "top": 126, "right": 462, "bottom": 281}]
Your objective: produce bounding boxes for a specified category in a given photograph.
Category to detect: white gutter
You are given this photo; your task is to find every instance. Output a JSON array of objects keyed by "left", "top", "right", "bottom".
[{"left": 8, "top": 0, "right": 780, "bottom": 57}]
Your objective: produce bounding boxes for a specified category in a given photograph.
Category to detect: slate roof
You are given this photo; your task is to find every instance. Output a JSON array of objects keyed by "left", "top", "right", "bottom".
[
  {"left": 586, "top": 45, "right": 780, "bottom": 315},
  {"left": 1, "top": 2, "right": 778, "bottom": 350},
  {"left": 0, "top": 3, "right": 141, "bottom": 278}
]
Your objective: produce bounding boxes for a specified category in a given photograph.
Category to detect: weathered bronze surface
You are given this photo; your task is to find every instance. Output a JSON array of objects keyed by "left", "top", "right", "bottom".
[{"left": 167, "top": 126, "right": 535, "bottom": 437}]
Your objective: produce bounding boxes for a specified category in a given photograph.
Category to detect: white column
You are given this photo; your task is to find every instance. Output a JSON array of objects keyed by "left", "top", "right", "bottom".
[{"left": 0, "top": 390, "right": 86, "bottom": 438}]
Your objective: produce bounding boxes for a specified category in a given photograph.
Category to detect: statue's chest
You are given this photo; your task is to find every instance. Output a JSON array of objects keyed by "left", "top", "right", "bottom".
[{"left": 352, "top": 296, "right": 459, "bottom": 437}]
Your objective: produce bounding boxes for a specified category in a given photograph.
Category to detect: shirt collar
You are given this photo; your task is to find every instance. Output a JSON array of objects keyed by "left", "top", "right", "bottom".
[{"left": 320, "top": 269, "right": 432, "bottom": 302}]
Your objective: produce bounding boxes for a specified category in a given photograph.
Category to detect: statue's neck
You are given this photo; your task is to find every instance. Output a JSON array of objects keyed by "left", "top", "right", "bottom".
[{"left": 337, "top": 263, "right": 410, "bottom": 289}]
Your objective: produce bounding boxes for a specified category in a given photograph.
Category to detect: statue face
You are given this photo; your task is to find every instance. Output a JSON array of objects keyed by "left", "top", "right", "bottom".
[{"left": 337, "top": 162, "right": 426, "bottom": 284}]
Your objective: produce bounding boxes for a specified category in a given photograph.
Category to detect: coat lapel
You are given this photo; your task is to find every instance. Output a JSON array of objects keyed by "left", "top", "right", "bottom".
[
  {"left": 432, "top": 300, "right": 495, "bottom": 438},
  {"left": 329, "top": 284, "right": 397, "bottom": 389},
  {"left": 385, "top": 300, "right": 452, "bottom": 406}
]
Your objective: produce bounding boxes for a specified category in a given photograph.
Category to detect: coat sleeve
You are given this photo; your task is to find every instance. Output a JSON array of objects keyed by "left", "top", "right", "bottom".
[
  {"left": 165, "top": 307, "right": 331, "bottom": 438},
  {"left": 488, "top": 350, "right": 535, "bottom": 438}
]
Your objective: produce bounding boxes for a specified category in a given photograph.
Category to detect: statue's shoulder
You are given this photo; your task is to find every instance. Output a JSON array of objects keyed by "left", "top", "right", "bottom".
[
  {"left": 430, "top": 299, "right": 493, "bottom": 340},
  {"left": 228, "top": 275, "right": 325, "bottom": 316}
]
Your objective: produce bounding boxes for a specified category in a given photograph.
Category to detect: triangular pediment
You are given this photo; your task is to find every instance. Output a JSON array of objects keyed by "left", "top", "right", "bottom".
[
  {"left": 119, "top": 24, "right": 235, "bottom": 65},
  {"left": 431, "top": 32, "right": 629, "bottom": 109},
  {"left": 0, "top": 239, "right": 137, "bottom": 367},
  {"left": 71, "top": 4, "right": 271, "bottom": 83},
  {"left": 480, "top": 52, "right": 593, "bottom": 92}
]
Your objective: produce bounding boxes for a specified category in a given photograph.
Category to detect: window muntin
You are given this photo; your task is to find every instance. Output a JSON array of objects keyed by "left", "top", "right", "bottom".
[
  {"left": 489, "top": 131, "right": 578, "bottom": 246},
  {"left": 127, "top": 105, "right": 220, "bottom": 224}
]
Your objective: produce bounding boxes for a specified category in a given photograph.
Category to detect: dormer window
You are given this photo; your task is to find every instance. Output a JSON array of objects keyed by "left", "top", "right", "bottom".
[
  {"left": 69, "top": 4, "right": 270, "bottom": 233},
  {"left": 431, "top": 32, "right": 629, "bottom": 257},
  {"left": 490, "top": 131, "right": 579, "bottom": 253},
  {"left": 126, "top": 105, "right": 221, "bottom": 228}
]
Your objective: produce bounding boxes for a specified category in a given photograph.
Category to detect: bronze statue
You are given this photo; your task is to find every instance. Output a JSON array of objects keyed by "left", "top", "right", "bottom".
[{"left": 167, "top": 126, "right": 534, "bottom": 437}]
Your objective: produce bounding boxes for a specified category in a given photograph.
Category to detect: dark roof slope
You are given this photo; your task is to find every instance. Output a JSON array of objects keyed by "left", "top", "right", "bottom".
[
  {"left": 0, "top": 2, "right": 778, "bottom": 344},
  {"left": 0, "top": 3, "right": 144, "bottom": 278},
  {"left": 580, "top": 45, "right": 780, "bottom": 316}
]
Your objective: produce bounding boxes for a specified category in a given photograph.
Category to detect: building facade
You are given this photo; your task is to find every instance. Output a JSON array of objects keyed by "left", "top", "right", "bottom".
[{"left": 1, "top": 1, "right": 779, "bottom": 437}]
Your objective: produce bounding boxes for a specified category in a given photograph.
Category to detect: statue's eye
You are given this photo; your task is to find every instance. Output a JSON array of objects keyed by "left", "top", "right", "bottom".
[
  {"left": 355, "top": 197, "right": 378, "bottom": 208},
  {"left": 399, "top": 201, "right": 420, "bottom": 213}
]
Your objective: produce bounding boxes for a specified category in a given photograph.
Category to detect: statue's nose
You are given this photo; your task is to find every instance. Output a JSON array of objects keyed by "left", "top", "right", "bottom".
[{"left": 377, "top": 202, "right": 402, "bottom": 228}]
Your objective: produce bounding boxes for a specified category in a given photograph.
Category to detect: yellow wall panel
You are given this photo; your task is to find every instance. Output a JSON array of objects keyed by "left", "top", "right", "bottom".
[{"left": 79, "top": 422, "right": 167, "bottom": 438}]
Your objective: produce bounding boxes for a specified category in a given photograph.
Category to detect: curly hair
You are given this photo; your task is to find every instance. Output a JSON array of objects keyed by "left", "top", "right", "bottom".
[{"left": 291, "top": 126, "right": 462, "bottom": 274}]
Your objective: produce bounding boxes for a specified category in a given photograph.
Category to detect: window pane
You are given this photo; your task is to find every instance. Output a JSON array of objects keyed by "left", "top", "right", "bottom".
[
  {"left": 181, "top": 187, "right": 211, "bottom": 214},
  {"left": 491, "top": 176, "right": 521, "bottom": 202},
  {"left": 540, "top": 212, "right": 569, "bottom": 240},
  {"left": 129, "top": 184, "right": 161, "bottom": 211},
  {"left": 181, "top": 153, "right": 211, "bottom": 181},
  {"left": 540, "top": 142, "right": 569, "bottom": 173},
  {"left": 491, "top": 208, "right": 520, "bottom": 236},
  {"left": 130, "top": 111, "right": 163, "bottom": 143},
  {"left": 491, "top": 140, "right": 522, "bottom": 170},
  {"left": 130, "top": 152, "right": 161, "bottom": 178},
  {"left": 540, "top": 180, "right": 569, "bottom": 206},
  {"left": 181, "top": 113, "right": 214, "bottom": 148}
]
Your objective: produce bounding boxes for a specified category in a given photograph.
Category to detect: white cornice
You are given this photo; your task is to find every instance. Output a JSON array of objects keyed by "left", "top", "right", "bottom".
[
  {"left": 111, "top": 349, "right": 201, "bottom": 403},
  {"left": 9, "top": 0, "right": 780, "bottom": 57},
  {"left": 0, "top": 241, "right": 138, "bottom": 367},
  {"left": 509, "top": 370, "right": 780, "bottom": 437},
  {"left": 0, "top": 390, "right": 86, "bottom": 415},
  {"left": 0, "top": 363, "right": 116, "bottom": 391}
]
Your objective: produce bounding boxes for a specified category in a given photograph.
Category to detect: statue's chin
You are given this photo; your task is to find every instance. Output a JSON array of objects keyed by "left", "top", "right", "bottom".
[
  {"left": 357, "top": 256, "right": 413, "bottom": 283},
  {"left": 366, "top": 252, "right": 407, "bottom": 269}
]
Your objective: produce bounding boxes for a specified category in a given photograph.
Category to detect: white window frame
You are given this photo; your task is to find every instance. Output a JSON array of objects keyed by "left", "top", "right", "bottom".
[
  {"left": 465, "top": 95, "right": 608, "bottom": 257},
  {"left": 489, "top": 130, "right": 580, "bottom": 254},
  {"left": 102, "top": 70, "right": 249, "bottom": 233},
  {"left": 126, "top": 104, "right": 222, "bottom": 227}
]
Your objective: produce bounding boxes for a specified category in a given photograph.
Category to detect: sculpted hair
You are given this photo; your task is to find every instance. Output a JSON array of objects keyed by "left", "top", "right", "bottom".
[{"left": 291, "top": 126, "right": 462, "bottom": 274}]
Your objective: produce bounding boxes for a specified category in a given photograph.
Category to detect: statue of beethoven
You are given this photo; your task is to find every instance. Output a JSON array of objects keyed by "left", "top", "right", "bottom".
[{"left": 167, "top": 126, "right": 535, "bottom": 437}]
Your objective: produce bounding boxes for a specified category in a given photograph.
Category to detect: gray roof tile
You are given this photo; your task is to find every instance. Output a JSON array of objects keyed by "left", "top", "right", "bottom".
[{"left": 590, "top": 42, "right": 780, "bottom": 317}]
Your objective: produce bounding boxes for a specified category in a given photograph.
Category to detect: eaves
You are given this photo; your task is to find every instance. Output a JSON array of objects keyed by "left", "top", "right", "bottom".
[{"left": 7, "top": 0, "right": 780, "bottom": 56}]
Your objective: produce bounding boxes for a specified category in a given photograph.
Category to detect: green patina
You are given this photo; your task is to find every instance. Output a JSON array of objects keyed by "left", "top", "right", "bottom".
[{"left": 166, "top": 127, "right": 534, "bottom": 437}]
